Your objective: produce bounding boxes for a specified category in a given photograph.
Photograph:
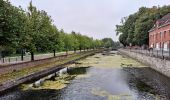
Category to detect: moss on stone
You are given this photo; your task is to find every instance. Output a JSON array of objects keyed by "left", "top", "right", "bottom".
[{"left": 0, "top": 51, "right": 95, "bottom": 84}]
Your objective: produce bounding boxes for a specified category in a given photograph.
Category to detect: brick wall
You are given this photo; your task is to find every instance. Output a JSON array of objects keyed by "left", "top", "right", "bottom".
[{"left": 149, "top": 24, "right": 170, "bottom": 50}]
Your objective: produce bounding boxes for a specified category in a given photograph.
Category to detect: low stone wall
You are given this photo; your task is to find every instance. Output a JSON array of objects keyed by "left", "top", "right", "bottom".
[
  {"left": 119, "top": 49, "right": 170, "bottom": 78},
  {"left": 0, "top": 53, "right": 74, "bottom": 75},
  {"left": 0, "top": 50, "right": 99, "bottom": 94}
]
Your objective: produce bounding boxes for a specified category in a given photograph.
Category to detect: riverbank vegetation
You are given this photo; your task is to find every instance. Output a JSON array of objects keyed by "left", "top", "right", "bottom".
[
  {"left": 0, "top": 0, "right": 119, "bottom": 59},
  {"left": 116, "top": 5, "right": 170, "bottom": 46},
  {"left": 0, "top": 51, "right": 95, "bottom": 84}
]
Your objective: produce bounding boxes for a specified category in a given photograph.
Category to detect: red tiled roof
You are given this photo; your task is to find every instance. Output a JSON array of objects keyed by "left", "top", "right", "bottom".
[
  {"left": 157, "top": 13, "right": 170, "bottom": 26},
  {"left": 149, "top": 13, "right": 170, "bottom": 32}
]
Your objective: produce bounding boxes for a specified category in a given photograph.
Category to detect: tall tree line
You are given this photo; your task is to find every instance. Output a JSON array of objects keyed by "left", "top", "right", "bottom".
[
  {"left": 116, "top": 6, "right": 170, "bottom": 47},
  {"left": 0, "top": 0, "right": 116, "bottom": 60}
]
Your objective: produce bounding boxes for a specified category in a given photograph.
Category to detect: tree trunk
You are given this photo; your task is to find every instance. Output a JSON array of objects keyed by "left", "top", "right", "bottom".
[
  {"left": 53, "top": 50, "right": 56, "bottom": 57},
  {"left": 66, "top": 49, "right": 68, "bottom": 55},
  {"left": 0, "top": 51, "right": 1, "bottom": 60},
  {"left": 74, "top": 48, "right": 76, "bottom": 53},
  {"left": 31, "top": 52, "right": 34, "bottom": 61},
  {"left": 21, "top": 49, "right": 24, "bottom": 61},
  {"left": 79, "top": 47, "right": 81, "bottom": 52}
]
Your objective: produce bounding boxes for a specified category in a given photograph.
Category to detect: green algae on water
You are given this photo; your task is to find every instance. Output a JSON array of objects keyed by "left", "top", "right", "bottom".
[
  {"left": 20, "top": 67, "right": 90, "bottom": 91},
  {"left": 20, "top": 74, "right": 76, "bottom": 90},
  {"left": 91, "top": 87, "right": 133, "bottom": 100},
  {"left": 75, "top": 53, "right": 146, "bottom": 68}
]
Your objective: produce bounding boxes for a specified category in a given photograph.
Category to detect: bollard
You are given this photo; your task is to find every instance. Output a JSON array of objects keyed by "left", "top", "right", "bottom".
[{"left": 8, "top": 58, "right": 10, "bottom": 63}]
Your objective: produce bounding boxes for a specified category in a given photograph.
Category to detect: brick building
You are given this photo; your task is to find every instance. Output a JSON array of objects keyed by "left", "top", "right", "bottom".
[{"left": 149, "top": 13, "right": 170, "bottom": 51}]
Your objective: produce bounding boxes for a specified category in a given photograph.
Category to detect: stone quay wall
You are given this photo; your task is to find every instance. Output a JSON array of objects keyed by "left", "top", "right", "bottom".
[
  {"left": 0, "top": 50, "right": 100, "bottom": 94},
  {"left": 119, "top": 49, "right": 170, "bottom": 78}
]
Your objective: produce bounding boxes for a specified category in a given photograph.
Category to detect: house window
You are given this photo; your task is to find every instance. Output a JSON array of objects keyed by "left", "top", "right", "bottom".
[
  {"left": 151, "top": 35, "right": 153, "bottom": 40},
  {"left": 164, "top": 31, "right": 166, "bottom": 38}
]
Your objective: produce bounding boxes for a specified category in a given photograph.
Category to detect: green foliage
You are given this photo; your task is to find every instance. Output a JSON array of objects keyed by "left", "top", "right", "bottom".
[
  {"left": 0, "top": 0, "right": 118, "bottom": 57},
  {"left": 0, "top": 0, "right": 26, "bottom": 50},
  {"left": 116, "top": 6, "right": 170, "bottom": 46},
  {"left": 102, "top": 38, "right": 113, "bottom": 48}
]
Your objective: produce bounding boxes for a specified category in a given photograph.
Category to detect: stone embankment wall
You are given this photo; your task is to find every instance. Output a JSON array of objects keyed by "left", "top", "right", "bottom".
[
  {"left": 119, "top": 49, "right": 170, "bottom": 78},
  {"left": 0, "top": 54, "right": 69, "bottom": 75},
  {"left": 0, "top": 50, "right": 100, "bottom": 94}
]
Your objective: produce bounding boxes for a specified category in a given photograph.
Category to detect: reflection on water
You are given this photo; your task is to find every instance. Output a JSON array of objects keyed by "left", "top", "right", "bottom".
[{"left": 1, "top": 51, "right": 170, "bottom": 100}]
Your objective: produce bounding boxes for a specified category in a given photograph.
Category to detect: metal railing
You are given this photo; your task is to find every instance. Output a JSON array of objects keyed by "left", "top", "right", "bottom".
[
  {"left": 126, "top": 48, "right": 170, "bottom": 60},
  {"left": 0, "top": 50, "right": 85, "bottom": 64}
]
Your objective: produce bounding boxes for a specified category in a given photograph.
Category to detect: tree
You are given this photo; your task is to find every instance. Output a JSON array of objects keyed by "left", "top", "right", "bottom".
[
  {"left": 102, "top": 38, "right": 114, "bottom": 48},
  {"left": 0, "top": 0, "right": 28, "bottom": 58},
  {"left": 0, "top": 0, "right": 114, "bottom": 61},
  {"left": 71, "top": 31, "right": 80, "bottom": 53},
  {"left": 62, "top": 33, "right": 74, "bottom": 54},
  {"left": 47, "top": 25, "right": 60, "bottom": 57},
  {"left": 116, "top": 5, "right": 170, "bottom": 47},
  {"left": 26, "top": 1, "right": 57, "bottom": 60}
]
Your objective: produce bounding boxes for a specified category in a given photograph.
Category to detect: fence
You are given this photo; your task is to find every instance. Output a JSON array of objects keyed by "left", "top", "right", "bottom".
[
  {"left": 127, "top": 48, "right": 170, "bottom": 60},
  {"left": 0, "top": 50, "right": 85, "bottom": 64}
]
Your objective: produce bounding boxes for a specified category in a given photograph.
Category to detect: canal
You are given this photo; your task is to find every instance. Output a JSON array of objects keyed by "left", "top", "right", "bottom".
[{"left": 1, "top": 51, "right": 170, "bottom": 100}]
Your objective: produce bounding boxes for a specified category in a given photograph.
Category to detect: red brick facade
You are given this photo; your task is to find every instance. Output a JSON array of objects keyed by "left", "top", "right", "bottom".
[{"left": 149, "top": 13, "right": 170, "bottom": 51}]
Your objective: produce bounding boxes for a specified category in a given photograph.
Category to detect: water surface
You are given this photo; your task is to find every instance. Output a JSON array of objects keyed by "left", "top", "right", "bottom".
[{"left": 1, "top": 51, "right": 170, "bottom": 100}]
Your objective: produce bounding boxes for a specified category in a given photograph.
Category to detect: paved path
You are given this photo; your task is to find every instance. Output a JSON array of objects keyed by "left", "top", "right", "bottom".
[
  {"left": 0, "top": 52, "right": 78, "bottom": 76},
  {"left": 0, "top": 51, "right": 77, "bottom": 65}
]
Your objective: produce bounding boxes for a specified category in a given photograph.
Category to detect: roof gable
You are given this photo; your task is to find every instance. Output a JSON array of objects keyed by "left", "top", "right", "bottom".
[
  {"left": 157, "top": 13, "right": 170, "bottom": 26},
  {"left": 149, "top": 13, "right": 170, "bottom": 32}
]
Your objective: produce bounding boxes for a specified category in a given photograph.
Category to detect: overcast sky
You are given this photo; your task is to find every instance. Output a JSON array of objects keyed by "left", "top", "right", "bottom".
[{"left": 9, "top": 0, "right": 170, "bottom": 41}]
